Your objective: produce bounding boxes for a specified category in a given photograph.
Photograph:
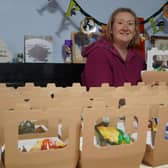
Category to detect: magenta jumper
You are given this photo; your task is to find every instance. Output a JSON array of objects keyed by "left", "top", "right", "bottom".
[{"left": 81, "top": 37, "right": 146, "bottom": 88}]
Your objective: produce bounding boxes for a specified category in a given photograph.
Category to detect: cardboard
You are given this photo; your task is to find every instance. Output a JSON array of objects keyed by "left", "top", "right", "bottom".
[
  {"left": 143, "top": 105, "right": 168, "bottom": 167},
  {"left": 2, "top": 106, "right": 81, "bottom": 168},
  {"left": 88, "top": 83, "right": 116, "bottom": 97},
  {"left": 80, "top": 104, "right": 149, "bottom": 168},
  {"left": 141, "top": 71, "right": 168, "bottom": 85},
  {"left": 1, "top": 81, "right": 168, "bottom": 168},
  {"left": 122, "top": 93, "right": 168, "bottom": 167},
  {"left": 0, "top": 84, "right": 85, "bottom": 148},
  {"left": 0, "top": 97, "right": 29, "bottom": 147},
  {"left": 87, "top": 84, "right": 119, "bottom": 108}
]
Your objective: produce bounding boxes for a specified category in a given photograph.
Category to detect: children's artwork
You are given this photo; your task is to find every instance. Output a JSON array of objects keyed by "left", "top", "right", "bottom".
[
  {"left": 0, "top": 40, "right": 13, "bottom": 62},
  {"left": 151, "top": 35, "right": 168, "bottom": 50},
  {"left": 71, "top": 32, "right": 100, "bottom": 63},
  {"left": 24, "top": 35, "right": 53, "bottom": 63},
  {"left": 147, "top": 48, "right": 168, "bottom": 71}
]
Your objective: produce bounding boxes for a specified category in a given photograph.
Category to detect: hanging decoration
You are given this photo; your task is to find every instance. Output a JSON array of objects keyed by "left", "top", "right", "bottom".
[
  {"left": 163, "top": 4, "right": 168, "bottom": 18},
  {"left": 99, "top": 25, "right": 107, "bottom": 36},
  {"left": 65, "top": 0, "right": 168, "bottom": 25},
  {"left": 80, "top": 17, "right": 97, "bottom": 34},
  {"left": 150, "top": 17, "right": 161, "bottom": 34},
  {"left": 64, "top": 0, "right": 168, "bottom": 35},
  {"left": 162, "top": 4, "right": 168, "bottom": 33},
  {"left": 37, "top": 0, "right": 80, "bottom": 36},
  {"left": 70, "top": 0, "right": 106, "bottom": 26},
  {"left": 65, "top": 0, "right": 80, "bottom": 17},
  {"left": 38, "top": 1, "right": 168, "bottom": 35},
  {"left": 162, "top": 17, "right": 168, "bottom": 33}
]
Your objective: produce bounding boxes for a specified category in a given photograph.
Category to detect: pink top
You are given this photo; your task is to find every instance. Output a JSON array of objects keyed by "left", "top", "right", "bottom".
[{"left": 81, "top": 37, "right": 146, "bottom": 88}]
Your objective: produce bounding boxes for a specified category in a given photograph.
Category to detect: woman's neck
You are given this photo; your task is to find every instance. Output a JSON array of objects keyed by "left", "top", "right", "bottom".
[{"left": 113, "top": 43, "right": 128, "bottom": 61}]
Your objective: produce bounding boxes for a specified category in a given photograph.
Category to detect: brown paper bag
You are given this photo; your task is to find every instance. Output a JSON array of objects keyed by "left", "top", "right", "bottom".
[
  {"left": 80, "top": 104, "right": 149, "bottom": 168},
  {"left": 2, "top": 106, "right": 80, "bottom": 168}
]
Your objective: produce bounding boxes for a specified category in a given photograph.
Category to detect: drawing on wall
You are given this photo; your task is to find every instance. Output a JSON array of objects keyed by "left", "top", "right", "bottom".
[
  {"left": 24, "top": 35, "right": 53, "bottom": 63},
  {"left": 37, "top": 0, "right": 58, "bottom": 15}
]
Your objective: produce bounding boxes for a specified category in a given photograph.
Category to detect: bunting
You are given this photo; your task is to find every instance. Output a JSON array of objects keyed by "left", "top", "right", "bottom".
[
  {"left": 38, "top": 0, "right": 168, "bottom": 35},
  {"left": 65, "top": 0, "right": 168, "bottom": 25}
]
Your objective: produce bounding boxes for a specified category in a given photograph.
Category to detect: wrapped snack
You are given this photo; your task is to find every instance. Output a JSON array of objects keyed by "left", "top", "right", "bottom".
[
  {"left": 19, "top": 120, "right": 35, "bottom": 134},
  {"left": 95, "top": 126, "right": 132, "bottom": 146}
]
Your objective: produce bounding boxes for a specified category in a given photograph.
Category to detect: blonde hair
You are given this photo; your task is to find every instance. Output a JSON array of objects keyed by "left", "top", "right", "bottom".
[{"left": 106, "top": 7, "right": 141, "bottom": 48}]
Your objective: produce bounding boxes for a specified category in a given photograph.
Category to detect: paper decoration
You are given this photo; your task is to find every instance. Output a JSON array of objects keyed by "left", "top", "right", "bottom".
[
  {"left": 64, "top": 1, "right": 167, "bottom": 27},
  {"left": 80, "top": 17, "right": 97, "bottom": 34},
  {"left": 163, "top": 4, "right": 168, "bottom": 18},
  {"left": 147, "top": 48, "right": 168, "bottom": 71},
  {"left": 149, "top": 17, "right": 161, "bottom": 34},
  {"left": 0, "top": 40, "right": 13, "bottom": 62},
  {"left": 162, "top": 17, "right": 168, "bottom": 33},
  {"left": 99, "top": 25, "right": 107, "bottom": 36},
  {"left": 37, "top": 0, "right": 58, "bottom": 15},
  {"left": 24, "top": 35, "right": 53, "bottom": 63},
  {"left": 65, "top": 0, "right": 80, "bottom": 17},
  {"left": 36, "top": 1, "right": 168, "bottom": 37}
]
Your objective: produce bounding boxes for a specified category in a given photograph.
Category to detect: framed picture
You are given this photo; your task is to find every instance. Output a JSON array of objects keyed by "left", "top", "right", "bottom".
[
  {"left": 0, "top": 40, "right": 13, "bottom": 63},
  {"left": 147, "top": 48, "right": 168, "bottom": 71},
  {"left": 151, "top": 35, "right": 168, "bottom": 50},
  {"left": 71, "top": 32, "right": 100, "bottom": 63},
  {"left": 24, "top": 35, "right": 53, "bottom": 63}
]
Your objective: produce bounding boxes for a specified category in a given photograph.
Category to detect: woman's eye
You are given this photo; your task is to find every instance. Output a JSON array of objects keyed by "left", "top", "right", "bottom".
[
  {"left": 117, "top": 22, "right": 123, "bottom": 25},
  {"left": 128, "top": 22, "right": 134, "bottom": 26}
]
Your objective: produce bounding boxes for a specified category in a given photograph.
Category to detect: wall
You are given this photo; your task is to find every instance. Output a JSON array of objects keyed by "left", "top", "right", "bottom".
[{"left": 0, "top": 0, "right": 167, "bottom": 63}]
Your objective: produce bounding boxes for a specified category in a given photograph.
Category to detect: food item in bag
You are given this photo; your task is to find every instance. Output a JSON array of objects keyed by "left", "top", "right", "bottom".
[
  {"left": 95, "top": 126, "right": 131, "bottom": 146},
  {"left": 19, "top": 120, "right": 35, "bottom": 134}
]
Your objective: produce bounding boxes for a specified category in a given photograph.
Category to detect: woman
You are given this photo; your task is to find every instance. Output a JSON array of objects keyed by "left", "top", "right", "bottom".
[{"left": 81, "top": 7, "right": 146, "bottom": 89}]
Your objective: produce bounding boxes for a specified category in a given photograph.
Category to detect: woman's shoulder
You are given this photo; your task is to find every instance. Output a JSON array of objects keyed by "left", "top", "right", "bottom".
[
  {"left": 130, "top": 47, "right": 146, "bottom": 62},
  {"left": 82, "top": 37, "right": 112, "bottom": 57},
  {"left": 94, "top": 37, "right": 112, "bottom": 47}
]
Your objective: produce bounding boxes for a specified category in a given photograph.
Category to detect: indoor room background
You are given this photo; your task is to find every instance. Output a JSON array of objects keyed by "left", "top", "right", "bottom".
[{"left": 0, "top": 0, "right": 167, "bottom": 63}]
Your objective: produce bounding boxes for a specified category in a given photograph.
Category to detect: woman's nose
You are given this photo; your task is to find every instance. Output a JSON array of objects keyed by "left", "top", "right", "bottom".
[
  {"left": 123, "top": 23, "right": 129, "bottom": 28},
  {"left": 122, "top": 23, "right": 130, "bottom": 31}
]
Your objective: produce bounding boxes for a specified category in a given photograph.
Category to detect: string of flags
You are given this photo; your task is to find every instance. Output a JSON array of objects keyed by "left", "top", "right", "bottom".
[
  {"left": 65, "top": 0, "right": 168, "bottom": 34},
  {"left": 38, "top": 0, "right": 168, "bottom": 35},
  {"left": 65, "top": 0, "right": 106, "bottom": 26}
]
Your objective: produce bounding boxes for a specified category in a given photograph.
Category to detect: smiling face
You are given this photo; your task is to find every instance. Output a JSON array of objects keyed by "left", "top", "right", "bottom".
[{"left": 112, "top": 11, "right": 136, "bottom": 47}]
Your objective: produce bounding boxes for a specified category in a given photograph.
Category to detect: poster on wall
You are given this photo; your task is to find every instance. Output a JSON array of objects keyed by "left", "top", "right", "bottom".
[
  {"left": 24, "top": 35, "right": 53, "bottom": 63},
  {"left": 0, "top": 40, "right": 13, "bottom": 63}
]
